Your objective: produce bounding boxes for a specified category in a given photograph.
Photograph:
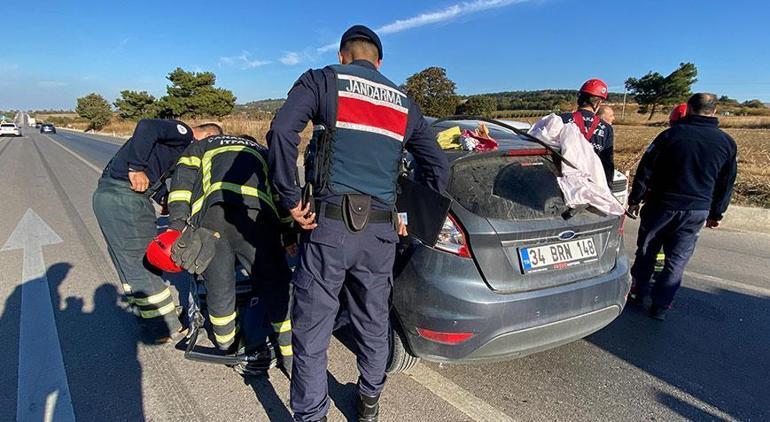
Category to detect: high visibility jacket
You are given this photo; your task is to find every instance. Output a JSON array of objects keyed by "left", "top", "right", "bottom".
[
  {"left": 167, "top": 135, "right": 292, "bottom": 230},
  {"left": 306, "top": 64, "right": 410, "bottom": 205}
]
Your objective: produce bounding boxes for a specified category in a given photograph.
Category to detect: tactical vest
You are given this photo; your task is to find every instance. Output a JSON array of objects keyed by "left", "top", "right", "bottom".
[{"left": 307, "top": 64, "right": 410, "bottom": 205}]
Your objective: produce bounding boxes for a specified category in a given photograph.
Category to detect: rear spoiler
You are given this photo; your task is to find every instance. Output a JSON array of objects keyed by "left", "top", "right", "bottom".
[
  {"left": 431, "top": 115, "right": 581, "bottom": 172},
  {"left": 433, "top": 116, "right": 636, "bottom": 219}
]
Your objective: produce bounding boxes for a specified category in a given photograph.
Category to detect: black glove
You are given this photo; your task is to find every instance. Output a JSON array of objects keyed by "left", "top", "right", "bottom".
[{"left": 171, "top": 225, "right": 221, "bottom": 274}]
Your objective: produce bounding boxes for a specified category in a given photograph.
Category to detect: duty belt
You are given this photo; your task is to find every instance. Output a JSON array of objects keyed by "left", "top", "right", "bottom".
[{"left": 319, "top": 202, "right": 394, "bottom": 224}]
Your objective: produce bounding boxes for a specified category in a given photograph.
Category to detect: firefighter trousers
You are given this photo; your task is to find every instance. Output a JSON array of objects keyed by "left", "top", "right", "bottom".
[
  {"left": 199, "top": 204, "right": 293, "bottom": 357},
  {"left": 92, "top": 176, "right": 181, "bottom": 339}
]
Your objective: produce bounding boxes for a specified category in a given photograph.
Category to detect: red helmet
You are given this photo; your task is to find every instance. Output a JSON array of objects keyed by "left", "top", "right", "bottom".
[
  {"left": 580, "top": 79, "right": 609, "bottom": 100},
  {"left": 146, "top": 230, "right": 183, "bottom": 273},
  {"left": 669, "top": 103, "right": 688, "bottom": 125}
]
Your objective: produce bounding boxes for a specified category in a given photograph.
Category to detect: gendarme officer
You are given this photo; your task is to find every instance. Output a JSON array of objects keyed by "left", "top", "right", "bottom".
[{"left": 267, "top": 25, "right": 449, "bottom": 422}]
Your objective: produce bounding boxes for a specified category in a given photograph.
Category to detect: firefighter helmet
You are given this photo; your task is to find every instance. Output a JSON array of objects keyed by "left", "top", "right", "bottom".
[
  {"left": 669, "top": 103, "right": 688, "bottom": 125},
  {"left": 579, "top": 79, "right": 609, "bottom": 100},
  {"left": 146, "top": 230, "right": 183, "bottom": 273}
]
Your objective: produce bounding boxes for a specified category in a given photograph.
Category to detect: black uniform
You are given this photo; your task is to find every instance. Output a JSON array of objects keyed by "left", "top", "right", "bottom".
[
  {"left": 561, "top": 109, "right": 615, "bottom": 184},
  {"left": 168, "top": 135, "right": 293, "bottom": 356},
  {"left": 268, "top": 60, "right": 449, "bottom": 421},
  {"left": 629, "top": 114, "right": 737, "bottom": 308},
  {"left": 93, "top": 119, "right": 193, "bottom": 339}
]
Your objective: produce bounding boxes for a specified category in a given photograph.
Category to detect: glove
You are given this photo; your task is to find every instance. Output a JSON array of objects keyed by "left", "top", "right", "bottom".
[{"left": 171, "top": 225, "right": 221, "bottom": 274}]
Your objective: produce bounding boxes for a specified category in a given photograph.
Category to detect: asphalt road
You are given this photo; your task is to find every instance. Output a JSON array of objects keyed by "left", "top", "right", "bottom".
[{"left": 0, "top": 128, "right": 768, "bottom": 421}]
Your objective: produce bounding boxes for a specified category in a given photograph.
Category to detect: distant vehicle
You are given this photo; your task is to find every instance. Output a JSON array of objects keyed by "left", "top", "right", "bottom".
[
  {"left": 40, "top": 123, "right": 56, "bottom": 134},
  {"left": 28, "top": 118, "right": 37, "bottom": 127},
  {"left": 0, "top": 123, "right": 22, "bottom": 137}
]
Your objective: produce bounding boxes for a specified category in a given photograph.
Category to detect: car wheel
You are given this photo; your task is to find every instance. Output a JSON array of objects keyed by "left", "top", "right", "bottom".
[{"left": 386, "top": 323, "right": 420, "bottom": 374}]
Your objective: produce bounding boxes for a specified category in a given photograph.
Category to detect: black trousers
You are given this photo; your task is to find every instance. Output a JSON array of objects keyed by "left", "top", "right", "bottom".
[{"left": 200, "top": 204, "right": 292, "bottom": 355}]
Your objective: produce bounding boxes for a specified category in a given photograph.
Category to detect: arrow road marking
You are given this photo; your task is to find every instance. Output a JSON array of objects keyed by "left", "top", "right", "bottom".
[{"left": 2, "top": 209, "right": 75, "bottom": 422}]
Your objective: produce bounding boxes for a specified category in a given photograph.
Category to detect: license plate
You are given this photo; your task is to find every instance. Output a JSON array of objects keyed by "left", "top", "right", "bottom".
[{"left": 519, "top": 238, "right": 598, "bottom": 273}]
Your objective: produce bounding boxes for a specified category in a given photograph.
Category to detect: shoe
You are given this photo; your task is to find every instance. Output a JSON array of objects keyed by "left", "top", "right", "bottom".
[
  {"left": 648, "top": 304, "right": 668, "bottom": 321},
  {"left": 231, "top": 347, "right": 277, "bottom": 377},
  {"left": 357, "top": 393, "right": 380, "bottom": 422}
]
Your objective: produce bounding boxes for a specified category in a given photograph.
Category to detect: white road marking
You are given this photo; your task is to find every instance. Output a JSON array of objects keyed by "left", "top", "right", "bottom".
[
  {"left": 42, "top": 133, "right": 102, "bottom": 173},
  {"left": 2, "top": 209, "right": 75, "bottom": 422},
  {"left": 685, "top": 270, "right": 770, "bottom": 297},
  {"left": 406, "top": 364, "right": 515, "bottom": 422}
]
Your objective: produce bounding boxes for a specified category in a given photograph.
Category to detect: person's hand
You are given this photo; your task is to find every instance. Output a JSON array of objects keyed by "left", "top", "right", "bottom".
[
  {"left": 397, "top": 214, "right": 408, "bottom": 237},
  {"left": 128, "top": 171, "right": 150, "bottom": 192},
  {"left": 706, "top": 219, "right": 721, "bottom": 229},
  {"left": 627, "top": 203, "right": 641, "bottom": 219},
  {"left": 290, "top": 202, "right": 317, "bottom": 230}
]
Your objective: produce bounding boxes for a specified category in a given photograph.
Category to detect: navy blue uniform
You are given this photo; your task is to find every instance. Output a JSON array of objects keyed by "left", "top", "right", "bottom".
[
  {"left": 561, "top": 110, "right": 614, "bottom": 184},
  {"left": 267, "top": 60, "right": 448, "bottom": 421},
  {"left": 629, "top": 114, "right": 737, "bottom": 308},
  {"left": 93, "top": 119, "right": 193, "bottom": 339}
]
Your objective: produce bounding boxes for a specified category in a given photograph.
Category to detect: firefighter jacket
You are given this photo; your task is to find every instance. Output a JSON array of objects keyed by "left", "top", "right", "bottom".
[{"left": 167, "top": 135, "right": 292, "bottom": 231}]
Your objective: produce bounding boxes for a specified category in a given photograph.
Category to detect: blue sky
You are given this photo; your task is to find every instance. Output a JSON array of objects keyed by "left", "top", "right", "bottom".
[{"left": 2, "top": 0, "right": 769, "bottom": 110}]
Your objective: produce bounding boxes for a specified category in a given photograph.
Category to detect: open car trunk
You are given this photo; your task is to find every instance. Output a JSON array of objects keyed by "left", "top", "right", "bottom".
[{"left": 447, "top": 151, "right": 623, "bottom": 293}]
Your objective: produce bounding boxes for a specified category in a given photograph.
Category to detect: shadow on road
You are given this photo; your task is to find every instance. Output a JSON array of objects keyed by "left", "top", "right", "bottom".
[
  {"left": 244, "top": 374, "right": 293, "bottom": 421},
  {"left": 587, "top": 285, "right": 770, "bottom": 421}
]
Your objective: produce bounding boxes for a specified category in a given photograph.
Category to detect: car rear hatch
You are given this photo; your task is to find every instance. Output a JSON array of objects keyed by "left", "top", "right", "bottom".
[{"left": 440, "top": 127, "right": 622, "bottom": 294}]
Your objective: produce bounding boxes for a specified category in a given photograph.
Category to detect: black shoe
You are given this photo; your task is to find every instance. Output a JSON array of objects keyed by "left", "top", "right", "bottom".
[
  {"left": 627, "top": 293, "right": 644, "bottom": 307},
  {"left": 357, "top": 393, "right": 380, "bottom": 422},
  {"left": 648, "top": 304, "right": 668, "bottom": 321}
]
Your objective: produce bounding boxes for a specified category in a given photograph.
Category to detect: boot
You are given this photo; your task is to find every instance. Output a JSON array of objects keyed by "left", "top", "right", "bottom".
[{"left": 357, "top": 393, "right": 380, "bottom": 422}]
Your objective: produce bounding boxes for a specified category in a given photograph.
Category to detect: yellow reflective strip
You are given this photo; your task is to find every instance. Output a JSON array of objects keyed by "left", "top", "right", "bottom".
[
  {"left": 210, "top": 182, "right": 279, "bottom": 215},
  {"left": 133, "top": 288, "right": 172, "bottom": 306},
  {"left": 168, "top": 190, "right": 192, "bottom": 203},
  {"left": 201, "top": 145, "right": 268, "bottom": 191},
  {"left": 215, "top": 329, "right": 236, "bottom": 345},
  {"left": 139, "top": 302, "right": 176, "bottom": 319},
  {"left": 177, "top": 156, "right": 201, "bottom": 167},
  {"left": 656, "top": 253, "right": 665, "bottom": 259},
  {"left": 191, "top": 197, "right": 205, "bottom": 216},
  {"left": 272, "top": 320, "right": 292, "bottom": 333},
  {"left": 209, "top": 312, "right": 237, "bottom": 326},
  {"left": 279, "top": 344, "right": 293, "bottom": 356}
]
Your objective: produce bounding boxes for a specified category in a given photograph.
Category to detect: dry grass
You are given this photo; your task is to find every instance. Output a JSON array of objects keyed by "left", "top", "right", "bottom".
[{"left": 614, "top": 125, "right": 770, "bottom": 208}]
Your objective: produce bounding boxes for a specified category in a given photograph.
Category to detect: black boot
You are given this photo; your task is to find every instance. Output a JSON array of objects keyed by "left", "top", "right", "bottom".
[{"left": 357, "top": 393, "right": 380, "bottom": 422}]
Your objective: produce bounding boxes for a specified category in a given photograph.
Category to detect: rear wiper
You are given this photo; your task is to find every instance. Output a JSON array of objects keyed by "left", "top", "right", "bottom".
[{"left": 432, "top": 115, "right": 580, "bottom": 172}]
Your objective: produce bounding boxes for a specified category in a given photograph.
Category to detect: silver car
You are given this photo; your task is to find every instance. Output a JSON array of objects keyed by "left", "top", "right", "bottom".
[{"left": 385, "top": 117, "right": 631, "bottom": 372}]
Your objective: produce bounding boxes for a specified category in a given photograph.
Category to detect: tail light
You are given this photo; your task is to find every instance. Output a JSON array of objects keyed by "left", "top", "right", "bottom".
[
  {"left": 417, "top": 328, "right": 474, "bottom": 345},
  {"left": 434, "top": 214, "right": 471, "bottom": 258}
]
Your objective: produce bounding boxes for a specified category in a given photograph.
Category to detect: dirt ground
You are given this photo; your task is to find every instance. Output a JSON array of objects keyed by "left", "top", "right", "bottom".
[{"left": 614, "top": 125, "right": 770, "bottom": 208}]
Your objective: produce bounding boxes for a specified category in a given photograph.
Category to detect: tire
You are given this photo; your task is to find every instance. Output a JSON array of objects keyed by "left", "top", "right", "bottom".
[{"left": 386, "top": 323, "right": 420, "bottom": 374}]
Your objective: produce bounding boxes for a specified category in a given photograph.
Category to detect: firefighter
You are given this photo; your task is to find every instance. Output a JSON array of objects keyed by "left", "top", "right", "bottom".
[
  {"left": 166, "top": 134, "right": 294, "bottom": 373},
  {"left": 627, "top": 94, "right": 737, "bottom": 320},
  {"left": 93, "top": 119, "right": 222, "bottom": 343},
  {"left": 267, "top": 25, "right": 449, "bottom": 422},
  {"left": 561, "top": 79, "right": 615, "bottom": 185}
]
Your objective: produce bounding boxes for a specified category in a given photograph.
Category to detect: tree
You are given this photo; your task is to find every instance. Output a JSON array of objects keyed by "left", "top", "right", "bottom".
[
  {"left": 403, "top": 67, "right": 459, "bottom": 118},
  {"left": 741, "top": 99, "right": 766, "bottom": 109},
  {"left": 456, "top": 95, "right": 497, "bottom": 117},
  {"left": 114, "top": 90, "right": 158, "bottom": 120},
  {"left": 719, "top": 95, "right": 740, "bottom": 106},
  {"left": 156, "top": 68, "right": 236, "bottom": 118},
  {"left": 625, "top": 62, "right": 698, "bottom": 120},
  {"left": 75, "top": 93, "right": 112, "bottom": 130}
]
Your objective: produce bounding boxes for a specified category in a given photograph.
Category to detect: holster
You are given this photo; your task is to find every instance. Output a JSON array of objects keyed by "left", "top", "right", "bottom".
[{"left": 342, "top": 194, "right": 372, "bottom": 233}]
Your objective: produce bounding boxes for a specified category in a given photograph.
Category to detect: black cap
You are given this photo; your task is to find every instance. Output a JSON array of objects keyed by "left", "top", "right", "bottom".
[{"left": 340, "top": 25, "right": 383, "bottom": 60}]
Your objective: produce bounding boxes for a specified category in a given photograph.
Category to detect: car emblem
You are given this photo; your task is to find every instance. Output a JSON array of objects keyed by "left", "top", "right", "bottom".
[{"left": 558, "top": 230, "right": 576, "bottom": 240}]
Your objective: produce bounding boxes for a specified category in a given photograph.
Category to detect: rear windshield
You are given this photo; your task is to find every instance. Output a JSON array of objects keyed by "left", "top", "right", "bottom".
[
  {"left": 433, "top": 121, "right": 521, "bottom": 141},
  {"left": 449, "top": 155, "right": 566, "bottom": 220}
]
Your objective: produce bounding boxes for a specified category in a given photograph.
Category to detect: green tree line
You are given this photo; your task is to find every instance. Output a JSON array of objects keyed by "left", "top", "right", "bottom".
[{"left": 76, "top": 68, "right": 236, "bottom": 130}]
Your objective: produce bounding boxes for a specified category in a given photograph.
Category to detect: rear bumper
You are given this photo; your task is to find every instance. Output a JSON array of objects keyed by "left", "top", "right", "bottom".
[{"left": 393, "top": 243, "right": 631, "bottom": 364}]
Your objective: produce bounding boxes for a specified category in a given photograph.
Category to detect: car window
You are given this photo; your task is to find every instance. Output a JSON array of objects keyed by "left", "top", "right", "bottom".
[
  {"left": 433, "top": 121, "right": 523, "bottom": 141},
  {"left": 1, "top": 124, "right": 16, "bottom": 128}
]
